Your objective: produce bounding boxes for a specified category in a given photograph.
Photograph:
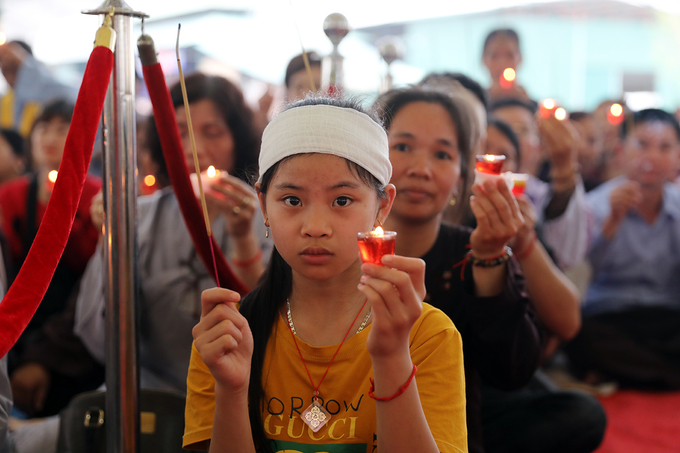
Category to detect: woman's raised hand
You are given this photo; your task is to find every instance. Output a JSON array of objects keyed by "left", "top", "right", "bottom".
[
  {"left": 206, "top": 174, "right": 259, "bottom": 238},
  {"left": 358, "top": 255, "right": 425, "bottom": 360},
  {"left": 192, "top": 288, "right": 253, "bottom": 394},
  {"left": 469, "top": 178, "right": 525, "bottom": 258}
]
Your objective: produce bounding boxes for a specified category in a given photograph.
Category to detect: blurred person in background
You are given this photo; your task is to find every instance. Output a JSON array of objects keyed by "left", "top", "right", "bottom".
[
  {"left": 284, "top": 51, "right": 322, "bottom": 103},
  {"left": 75, "top": 73, "right": 272, "bottom": 394},
  {"left": 482, "top": 29, "right": 530, "bottom": 102},
  {"left": 0, "top": 100, "right": 103, "bottom": 420},
  {"left": 489, "top": 97, "right": 589, "bottom": 271},
  {"left": 593, "top": 99, "right": 627, "bottom": 182},
  {"left": 482, "top": 117, "right": 605, "bottom": 453},
  {"left": 567, "top": 108, "right": 680, "bottom": 390},
  {"left": 0, "top": 41, "right": 76, "bottom": 139},
  {"left": 570, "top": 111, "right": 606, "bottom": 192},
  {"left": 0, "top": 129, "right": 26, "bottom": 185}
]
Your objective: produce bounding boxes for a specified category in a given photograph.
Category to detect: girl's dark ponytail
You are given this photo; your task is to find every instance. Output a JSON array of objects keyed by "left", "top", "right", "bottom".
[{"left": 240, "top": 247, "right": 292, "bottom": 453}]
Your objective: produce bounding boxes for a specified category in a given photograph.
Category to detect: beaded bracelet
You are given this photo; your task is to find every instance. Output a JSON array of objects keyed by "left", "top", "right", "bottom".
[
  {"left": 231, "top": 249, "right": 263, "bottom": 268},
  {"left": 368, "top": 364, "right": 417, "bottom": 401},
  {"left": 466, "top": 246, "right": 513, "bottom": 267}
]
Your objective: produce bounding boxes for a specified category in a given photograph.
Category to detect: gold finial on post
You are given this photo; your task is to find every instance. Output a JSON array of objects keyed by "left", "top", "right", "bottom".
[{"left": 94, "top": 7, "right": 117, "bottom": 50}]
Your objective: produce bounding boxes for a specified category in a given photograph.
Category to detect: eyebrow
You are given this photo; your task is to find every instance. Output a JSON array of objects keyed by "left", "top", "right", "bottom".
[
  {"left": 273, "top": 180, "right": 361, "bottom": 191},
  {"left": 392, "top": 131, "right": 457, "bottom": 148}
]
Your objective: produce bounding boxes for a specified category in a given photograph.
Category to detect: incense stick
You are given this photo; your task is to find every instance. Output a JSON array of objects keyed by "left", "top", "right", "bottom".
[
  {"left": 288, "top": 0, "right": 316, "bottom": 92},
  {"left": 176, "top": 24, "right": 221, "bottom": 286}
]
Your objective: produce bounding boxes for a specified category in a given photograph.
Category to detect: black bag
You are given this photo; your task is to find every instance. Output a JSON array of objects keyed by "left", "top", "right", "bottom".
[{"left": 56, "top": 389, "right": 187, "bottom": 453}]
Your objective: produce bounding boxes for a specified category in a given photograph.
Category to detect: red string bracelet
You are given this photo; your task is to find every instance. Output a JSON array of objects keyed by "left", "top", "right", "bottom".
[
  {"left": 368, "top": 364, "right": 417, "bottom": 401},
  {"left": 231, "top": 249, "right": 263, "bottom": 268},
  {"left": 514, "top": 231, "right": 537, "bottom": 262}
]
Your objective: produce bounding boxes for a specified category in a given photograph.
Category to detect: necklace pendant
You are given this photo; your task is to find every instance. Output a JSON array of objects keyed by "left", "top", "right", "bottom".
[{"left": 301, "top": 398, "right": 330, "bottom": 432}]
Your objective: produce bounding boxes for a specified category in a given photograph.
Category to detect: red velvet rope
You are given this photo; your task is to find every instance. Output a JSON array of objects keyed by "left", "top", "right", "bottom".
[
  {"left": 0, "top": 46, "right": 114, "bottom": 358},
  {"left": 141, "top": 63, "right": 249, "bottom": 296}
]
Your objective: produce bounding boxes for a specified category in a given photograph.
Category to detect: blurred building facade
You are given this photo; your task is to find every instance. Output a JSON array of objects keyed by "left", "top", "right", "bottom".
[{"left": 357, "top": 0, "right": 680, "bottom": 111}]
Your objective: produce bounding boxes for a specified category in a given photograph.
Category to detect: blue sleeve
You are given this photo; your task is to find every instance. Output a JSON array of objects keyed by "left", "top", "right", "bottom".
[{"left": 14, "top": 55, "right": 78, "bottom": 105}]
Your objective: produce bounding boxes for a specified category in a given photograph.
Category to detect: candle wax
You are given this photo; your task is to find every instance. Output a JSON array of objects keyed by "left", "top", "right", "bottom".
[
  {"left": 475, "top": 157, "right": 505, "bottom": 175},
  {"left": 357, "top": 233, "right": 396, "bottom": 265}
]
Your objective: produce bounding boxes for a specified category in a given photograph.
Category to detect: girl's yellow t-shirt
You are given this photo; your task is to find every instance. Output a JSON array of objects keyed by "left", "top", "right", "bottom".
[{"left": 184, "top": 303, "right": 467, "bottom": 453}]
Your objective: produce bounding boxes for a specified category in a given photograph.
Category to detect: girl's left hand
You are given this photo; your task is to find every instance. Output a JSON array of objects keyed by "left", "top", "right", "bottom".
[
  {"left": 358, "top": 254, "right": 425, "bottom": 360},
  {"left": 206, "top": 174, "right": 259, "bottom": 238}
]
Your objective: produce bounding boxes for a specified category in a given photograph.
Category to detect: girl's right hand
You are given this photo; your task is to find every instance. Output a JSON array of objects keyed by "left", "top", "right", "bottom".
[{"left": 192, "top": 288, "right": 253, "bottom": 394}]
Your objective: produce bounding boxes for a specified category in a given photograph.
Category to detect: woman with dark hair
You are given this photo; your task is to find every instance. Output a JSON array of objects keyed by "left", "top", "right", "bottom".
[
  {"left": 184, "top": 96, "right": 467, "bottom": 453},
  {"left": 0, "top": 99, "right": 103, "bottom": 417},
  {"left": 375, "top": 86, "right": 541, "bottom": 453},
  {"left": 146, "top": 72, "right": 260, "bottom": 186},
  {"left": 75, "top": 73, "right": 272, "bottom": 393}
]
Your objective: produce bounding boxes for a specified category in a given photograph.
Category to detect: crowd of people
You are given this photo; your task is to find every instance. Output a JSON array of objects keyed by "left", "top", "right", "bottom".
[{"left": 0, "top": 24, "right": 678, "bottom": 453}]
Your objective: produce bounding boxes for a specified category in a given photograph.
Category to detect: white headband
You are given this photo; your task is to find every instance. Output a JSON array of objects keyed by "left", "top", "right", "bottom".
[{"left": 258, "top": 104, "right": 392, "bottom": 186}]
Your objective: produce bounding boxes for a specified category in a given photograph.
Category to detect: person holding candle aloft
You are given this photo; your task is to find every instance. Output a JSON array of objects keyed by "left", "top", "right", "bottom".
[
  {"left": 484, "top": 118, "right": 583, "bottom": 345},
  {"left": 75, "top": 73, "right": 272, "bottom": 394},
  {"left": 482, "top": 29, "right": 530, "bottom": 102},
  {"left": 183, "top": 97, "right": 467, "bottom": 453},
  {"left": 482, "top": 113, "right": 604, "bottom": 453},
  {"left": 489, "top": 97, "right": 589, "bottom": 271},
  {"left": 0, "top": 99, "right": 103, "bottom": 418}
]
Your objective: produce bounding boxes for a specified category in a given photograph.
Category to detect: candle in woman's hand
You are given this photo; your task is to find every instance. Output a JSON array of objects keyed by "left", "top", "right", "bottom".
[
  {"left": 511, "top": 173, "right": 529, "bottom": 196},
  {"left": 190, "top": 166, "right": 226, "bottom": 199},
  {"left": 357, "top": 226, "right": 397, "bottom": 265},
  {"left": 475, "top": 155, "right": 506, "bottom": 175},
  {"left": 46, "top": 170, "right": 58, "bottom": 192}
]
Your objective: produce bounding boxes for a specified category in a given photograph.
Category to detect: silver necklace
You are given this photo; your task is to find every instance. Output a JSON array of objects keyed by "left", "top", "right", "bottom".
[{"left": 286, "top": 299, "right": 371, "bottom": 336}]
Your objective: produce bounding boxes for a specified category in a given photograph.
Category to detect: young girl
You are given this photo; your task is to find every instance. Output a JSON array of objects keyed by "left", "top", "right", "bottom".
[{"left": 183, "top": 97, "right": 467, "bottom": 453}]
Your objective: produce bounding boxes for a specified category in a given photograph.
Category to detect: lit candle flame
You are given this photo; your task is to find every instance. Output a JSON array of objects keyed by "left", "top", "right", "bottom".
[
  {"left": 554, "top": 107, "right": 567, "bottom": 121},
  {"left": 503, "top": 68, "right": 516, "bottom": 82},
  {"left": 374, "top": 226, "right": 384, "bottom": 236},
  {"left": 0, "top": 34, "right": 6, "bottom": 46},
  {"left": 484, "top": 154, "right": 497, "bottom": 162},
  {"left": 610, "top": 103, "right": 623, "bottom": 117},
  {"left": 48, "top": 170, "right": 58, "bottom": 183},
  {"left": 207, "top": 166, "right": 216, "bottom": 178},
  {"left": 144, "top": 174, "right": 156, "bottom": 187},
  {"left": 543, "top": 99, "right": 555, "bottom": 110}
]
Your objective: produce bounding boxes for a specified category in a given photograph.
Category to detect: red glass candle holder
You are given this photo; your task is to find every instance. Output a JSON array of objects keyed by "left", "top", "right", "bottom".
[
  {"left": 190, "top": 166, "right": 227, "bottom": 200},
  {"left": 511, "top": 173, "right": 529, "bottom": 196},
  {"left": 357, "top": 229, "right": 397, "bottom": 265},
  {"left": 475, "top": 155, "right": 506, "bottom": 175}
]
